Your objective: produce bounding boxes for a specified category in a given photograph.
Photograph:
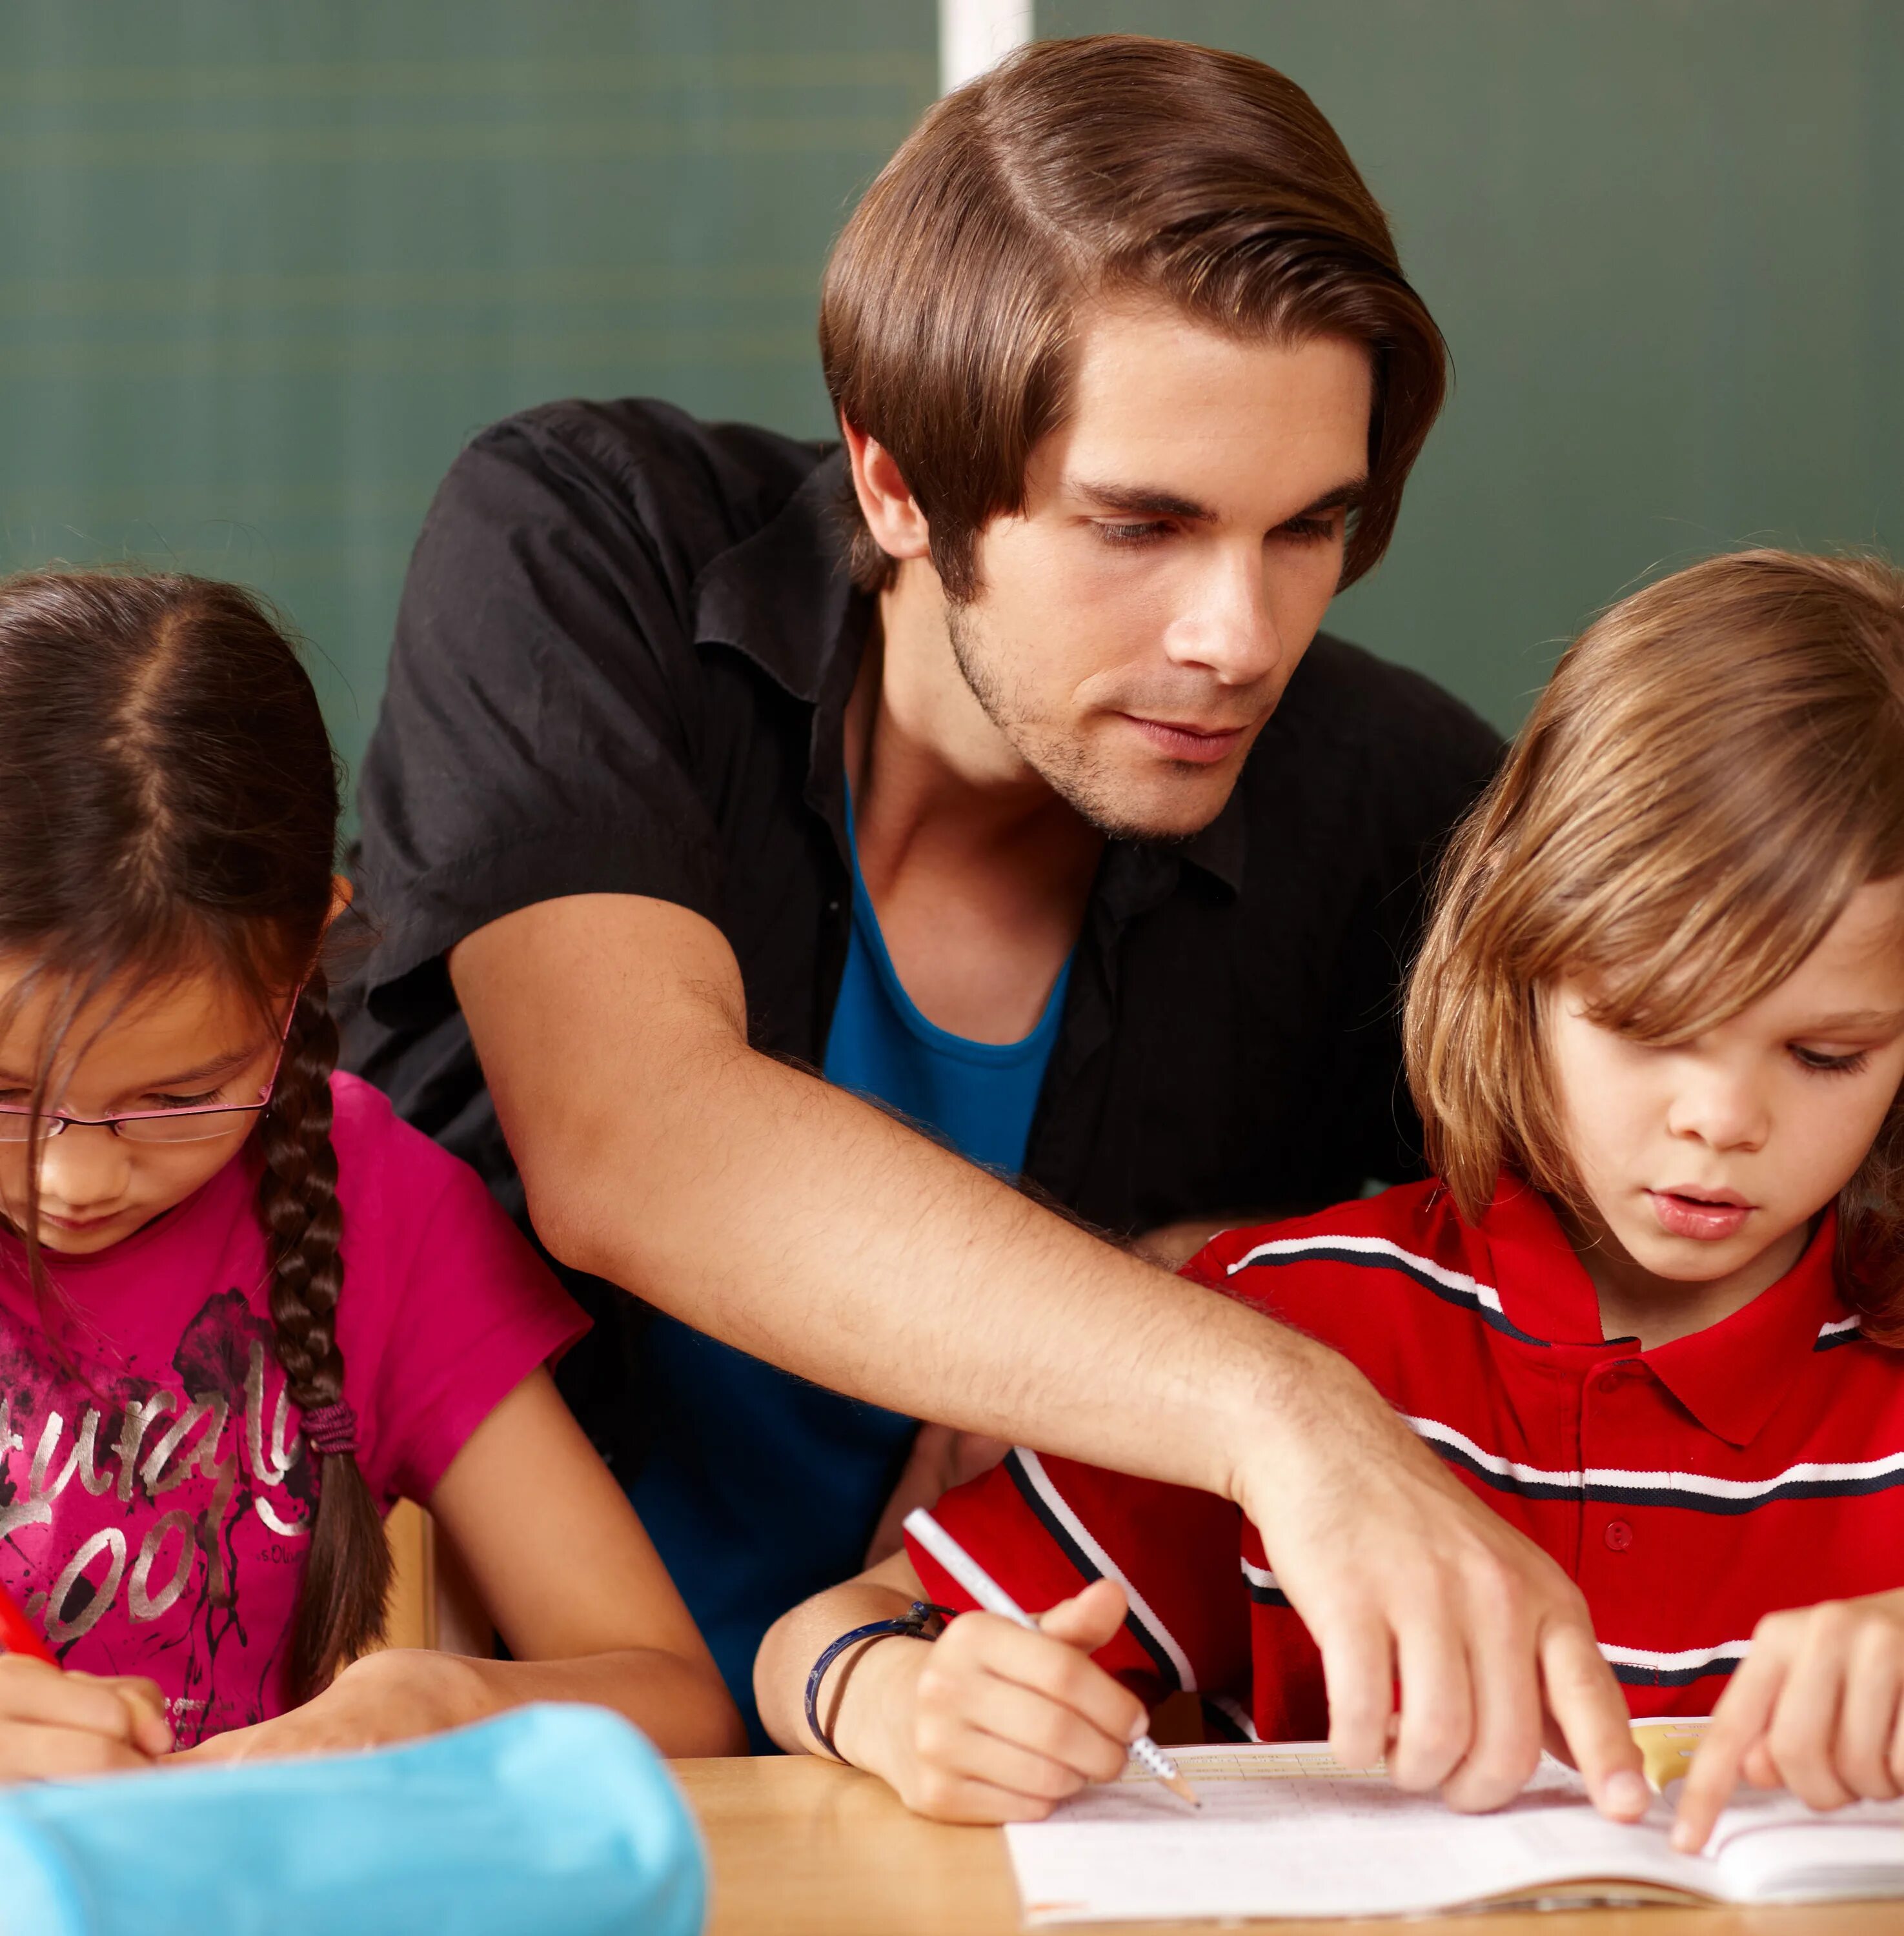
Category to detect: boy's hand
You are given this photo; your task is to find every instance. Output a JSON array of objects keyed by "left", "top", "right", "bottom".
[
  {"left": 0, "top": 1655, "right": 173, "bottom": 1781},
  {"left": 867, "top": 1578, "right": 1147, "bottom": 1824},
  {"left": 1674, "top": 1591, "right": 1904, "bottom": 1851}
]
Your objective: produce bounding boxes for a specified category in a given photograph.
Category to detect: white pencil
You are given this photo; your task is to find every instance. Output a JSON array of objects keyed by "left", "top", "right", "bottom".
[{"left": 904, "top": 1506, "right": 1200, "bottom": 1808}]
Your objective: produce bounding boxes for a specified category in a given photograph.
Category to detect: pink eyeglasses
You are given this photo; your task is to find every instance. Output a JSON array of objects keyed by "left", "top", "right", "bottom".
[{"left": 0, "top": 996, "right": 301, "bottom": 1146}]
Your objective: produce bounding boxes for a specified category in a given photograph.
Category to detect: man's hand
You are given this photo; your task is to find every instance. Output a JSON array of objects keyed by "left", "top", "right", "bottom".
[
  {"left": 1672, "top": 1591, "right": 1904, "bottom": 1851},
  {"left": 1233, "top": 1337, "right": 1648, "bottom": 1823},
  {"left": 0, "top": 1656, "right": 172, "bottom": 1782}
]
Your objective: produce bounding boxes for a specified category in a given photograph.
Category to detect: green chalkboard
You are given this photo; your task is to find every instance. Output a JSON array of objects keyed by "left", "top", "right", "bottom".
[
  {"left": 3, "top": 1, "right": 1899, "bottom": 788},
  {"left": 0, "top": 2, "right": 936, "bottom": 786}
]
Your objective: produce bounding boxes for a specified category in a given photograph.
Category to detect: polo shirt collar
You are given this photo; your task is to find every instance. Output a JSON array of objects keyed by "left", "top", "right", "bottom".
[
  {"left": 1477, "top": 1176, "right": 1849, "bottom": 1449},
  {"left": 1478, "top": 1177, "right": 1606, "bottom": 1344},
  {"left": 686, "top": 446, "right": 1247, "bottom": 898},
  {"left": 1643, "top": 1213, "right": 1843, "bottom": 1447}
]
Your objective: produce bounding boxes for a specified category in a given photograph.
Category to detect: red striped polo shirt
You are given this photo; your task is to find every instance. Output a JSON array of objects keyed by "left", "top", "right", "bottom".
[{"left": 907, "top": 1177, "right": 1904, "bottom": 1739}]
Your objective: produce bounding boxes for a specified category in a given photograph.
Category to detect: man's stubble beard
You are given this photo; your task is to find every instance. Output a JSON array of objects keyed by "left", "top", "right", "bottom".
[{"left": 945, "top": 599, "right": 1215, "bottom": 846}]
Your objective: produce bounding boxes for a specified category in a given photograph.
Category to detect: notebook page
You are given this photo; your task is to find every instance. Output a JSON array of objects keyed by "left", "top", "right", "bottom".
[
  {"left": 1006, "top": 1744, "right": 1717, "bottom": 1924},
  {"left": 1708, "top": 1795, "right": 1904, "bottom": 1903}
]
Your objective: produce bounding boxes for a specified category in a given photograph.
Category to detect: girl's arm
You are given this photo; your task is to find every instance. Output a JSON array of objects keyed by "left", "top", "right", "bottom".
[
  {"left": 755, "top": 1551, "right": 1145, "bottom": 1824},
  {"left": 183, "top": 1369, "right": 744, "bottom": 1763},
  {"left": 1674, "top": 1588, "right": 1904, "bottom": 1851}
]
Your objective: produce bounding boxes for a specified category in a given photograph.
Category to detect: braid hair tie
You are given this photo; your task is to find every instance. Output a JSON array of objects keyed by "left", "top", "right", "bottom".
[{"left": 301, "top": 1400, "right": 358, "bottom": 1459}]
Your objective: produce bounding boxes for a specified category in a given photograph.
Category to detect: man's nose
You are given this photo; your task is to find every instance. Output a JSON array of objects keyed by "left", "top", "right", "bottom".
[
  {"left": 1162, "top": 547, "right": 1284, "bottom": 686},
  {"left": 37, "top": 1124, "right": 133, "bottom": 1209},
  {"left": 1665, "top": 1065, "right": 1770, "bottom": 1154}
]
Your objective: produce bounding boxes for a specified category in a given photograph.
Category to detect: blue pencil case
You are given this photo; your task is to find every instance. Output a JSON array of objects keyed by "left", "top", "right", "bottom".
[{"left": 0, "top": 1702, "right": 705, "bottom": 1936}]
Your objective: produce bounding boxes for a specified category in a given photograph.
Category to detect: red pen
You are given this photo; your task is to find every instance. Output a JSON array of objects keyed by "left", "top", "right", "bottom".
[{"left": 0, "top": 1580, "right": 57, "bottom": 1667}]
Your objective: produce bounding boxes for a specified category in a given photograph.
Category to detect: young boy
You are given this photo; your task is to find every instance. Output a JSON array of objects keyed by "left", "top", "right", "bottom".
[{"left": 755, "top": 550, "right": 1904, "bottom": 1854}]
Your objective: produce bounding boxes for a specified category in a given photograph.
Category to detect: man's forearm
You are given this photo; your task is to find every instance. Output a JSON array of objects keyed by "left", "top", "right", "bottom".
[
  {"left": 542, "top": 1025, "right": 1332, "bottom": 1504},
  {"left": 454, "top": 894, "right": 1340, "bottom": 1512}
]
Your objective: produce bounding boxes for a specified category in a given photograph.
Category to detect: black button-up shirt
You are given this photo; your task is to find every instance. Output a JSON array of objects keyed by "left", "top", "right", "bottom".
[
  {"left": 347, "top": 398, "right": 1501, "bottom": 1717},
  {"left": 353, "top": 397, "right": 1498, "bottom": 1227}
]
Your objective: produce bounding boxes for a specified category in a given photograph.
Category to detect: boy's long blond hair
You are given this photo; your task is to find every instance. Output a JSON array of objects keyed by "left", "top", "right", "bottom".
[{"left": 1404, "top": 549, "right": 1904, "bottom": 1337}]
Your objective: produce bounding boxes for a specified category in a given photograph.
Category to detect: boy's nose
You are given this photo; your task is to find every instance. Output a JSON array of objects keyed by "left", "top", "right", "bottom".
[{"left": 1666, "top": 1074, "right": 1770, "bottom": 1153}]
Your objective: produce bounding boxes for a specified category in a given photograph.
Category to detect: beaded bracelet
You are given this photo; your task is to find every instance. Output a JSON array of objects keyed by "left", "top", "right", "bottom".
[{"left": 804, "top": 1600, "right": 955, "bottom": 1761}]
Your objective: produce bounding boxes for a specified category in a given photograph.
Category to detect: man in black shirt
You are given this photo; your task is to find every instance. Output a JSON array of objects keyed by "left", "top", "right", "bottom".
[{"left": 350, "top": 37, "right": 1646, "bottom": 1813}]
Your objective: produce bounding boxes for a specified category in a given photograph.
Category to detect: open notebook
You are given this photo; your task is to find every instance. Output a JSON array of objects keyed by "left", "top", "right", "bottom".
[{"left": 1005, "top": 1731, "right": 1904, "bottom": 1924}]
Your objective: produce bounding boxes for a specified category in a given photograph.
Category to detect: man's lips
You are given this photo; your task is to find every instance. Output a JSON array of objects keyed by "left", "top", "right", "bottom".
[
  {"left": 1646, "top": 1188, "right": 1754, "bottom": 1242},
  {"left": 1120, "top": 714, "right": 1251, "bottom": 765}
]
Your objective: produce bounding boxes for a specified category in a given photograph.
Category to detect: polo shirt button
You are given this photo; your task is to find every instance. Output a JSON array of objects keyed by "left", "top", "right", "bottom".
[{"left": 1604, "top": 1519, "right": 1634, "bottom": 1552}]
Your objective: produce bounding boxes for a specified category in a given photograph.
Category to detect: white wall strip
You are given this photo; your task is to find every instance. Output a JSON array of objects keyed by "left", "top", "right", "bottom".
[{"left": 940, "top": 0, "right": 1033, "bottom": 96}]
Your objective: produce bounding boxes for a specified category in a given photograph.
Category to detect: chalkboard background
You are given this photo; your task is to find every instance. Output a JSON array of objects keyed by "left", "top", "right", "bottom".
[{"left": 4, "top": 1, "right": 1899, "bottom": 797}]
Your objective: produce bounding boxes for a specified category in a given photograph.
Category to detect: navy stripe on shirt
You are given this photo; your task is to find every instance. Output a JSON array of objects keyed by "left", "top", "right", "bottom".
[
  {"left": 1406, "top": 1412, "right": 1904, "bottom": 1514},
  {"left": 1003, "top": 1449, "right": 1187, "bottom": 1691},
  {"left": 1226, "top": 1236, "right": 1551, "bottom": 1348}
]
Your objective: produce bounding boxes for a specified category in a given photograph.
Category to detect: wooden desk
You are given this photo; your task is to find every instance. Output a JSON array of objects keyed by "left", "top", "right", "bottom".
[{"left": 673, "top": 1756, "right": 1903, "bottom": 1936}]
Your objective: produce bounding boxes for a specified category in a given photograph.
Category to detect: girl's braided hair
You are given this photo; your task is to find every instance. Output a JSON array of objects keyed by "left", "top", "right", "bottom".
[{"left": 0, "top": 569, "right": 389, "bottom": 1697}]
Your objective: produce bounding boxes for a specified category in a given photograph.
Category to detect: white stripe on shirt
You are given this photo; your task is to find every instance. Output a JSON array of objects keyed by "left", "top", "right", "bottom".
[
  {"left": 1226, "top": 1235, "right": 1512, "bottom": 1318},
  {"left": 1013, "top": 1447, "right": 1199, "bottom": 1693}
]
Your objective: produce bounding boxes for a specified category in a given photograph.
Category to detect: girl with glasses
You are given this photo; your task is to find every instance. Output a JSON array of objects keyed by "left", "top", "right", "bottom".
[{"left": 0, "top": 570, "right": 741, "bottom": 1775}]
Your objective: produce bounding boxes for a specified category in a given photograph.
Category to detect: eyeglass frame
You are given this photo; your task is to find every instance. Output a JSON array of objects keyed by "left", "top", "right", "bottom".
[{"left": 0, "top": 989, "right": 303, "bottom": 1145}]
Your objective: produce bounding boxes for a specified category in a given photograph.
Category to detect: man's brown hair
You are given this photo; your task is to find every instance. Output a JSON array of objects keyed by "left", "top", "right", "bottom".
[
  {"left": 819, "top": 34, "right": 1446, "bottom": 601},
  {"left": 1404, "top": 550, "right": 1904, "bottom": 1338}
]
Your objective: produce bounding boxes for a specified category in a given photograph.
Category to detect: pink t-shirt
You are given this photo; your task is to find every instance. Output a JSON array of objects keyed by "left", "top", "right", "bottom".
[{"left": 0, "top": 1073, "right": 585, "bottom": 1745}]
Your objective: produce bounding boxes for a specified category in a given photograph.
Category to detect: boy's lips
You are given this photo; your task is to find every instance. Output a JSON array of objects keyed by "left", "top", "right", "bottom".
[{"left": 1646, "top": 1187, "right": 1753, "bottom": 1242}]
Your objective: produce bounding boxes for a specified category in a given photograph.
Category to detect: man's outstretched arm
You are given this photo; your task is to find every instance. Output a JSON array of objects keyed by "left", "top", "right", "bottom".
[{"left": 451, "top": 892, "right": 1646, "bottom": 1819}]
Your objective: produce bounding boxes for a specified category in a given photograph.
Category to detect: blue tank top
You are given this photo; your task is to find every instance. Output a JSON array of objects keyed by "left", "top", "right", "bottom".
[
  {"left": 625, "top": 799, "right": 1073, "bottom": 1744},
  {"left": 823, "top": 834, "right": 1072, "bottom": 1178}
]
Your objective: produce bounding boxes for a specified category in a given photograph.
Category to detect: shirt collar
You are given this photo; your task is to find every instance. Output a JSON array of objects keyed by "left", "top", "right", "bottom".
[
  {"left": 686, "top": 446, "right": 1246, "bottom": 899},
  {"left": 1477, "top": 1176, "right": 1607, "bottom": 1344},
  {"left": 1641, "top": 1212, "right": 1844, "bottom": 1447},
  {"left": 1179, "top": 789, "right": 1246, "bottom": 896},
  {"left": 690, "top": 449, "right": 865, "bottom": 709},
  {"left": 1477, "top": 1177, "right": 1849, "bottom": 1448},
  {"left": 689, "top": 450, "right": 869, "bottom": 852}
]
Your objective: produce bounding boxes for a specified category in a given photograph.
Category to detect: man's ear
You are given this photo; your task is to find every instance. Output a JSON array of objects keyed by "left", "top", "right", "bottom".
[{"left": 840, "top": 417, "right": 933, "bottom": 567}]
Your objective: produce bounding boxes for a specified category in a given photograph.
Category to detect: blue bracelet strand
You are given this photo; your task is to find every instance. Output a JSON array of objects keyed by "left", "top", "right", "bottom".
[{"left": 804, "top": 1601, "right": 954, "bottom": 1761}]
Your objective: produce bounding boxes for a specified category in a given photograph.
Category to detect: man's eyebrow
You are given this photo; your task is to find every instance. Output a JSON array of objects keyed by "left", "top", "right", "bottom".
[
  {"left": 1069, "top": 474, "right": 1369, "bottom": 523},
  {"left": 1071, "top": 480, "right": 1217, "bottom": 521},
  {"left": 1294, "top": 475, "right": 1369, "bottom": 518}
]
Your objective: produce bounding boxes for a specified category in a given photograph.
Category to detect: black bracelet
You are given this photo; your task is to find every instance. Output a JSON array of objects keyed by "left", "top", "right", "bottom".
[{"left": 805, "top": 1600, "right": 955, "bottom": 1762}]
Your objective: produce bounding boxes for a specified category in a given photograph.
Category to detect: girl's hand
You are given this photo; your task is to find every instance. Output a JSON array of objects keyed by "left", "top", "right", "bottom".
[
  {"left": 0, "top": 1655, "right": 172, "bottom": 1781},
  {"left": 1674, "top": 1590, "right": 1904, "bottom": 1851},
  {"left": 854, "top": 1578, "right": 1148, "bottom": 1824},
  {"left": 174, "top": 1648, "right": 483, "bottom": 1768}
]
